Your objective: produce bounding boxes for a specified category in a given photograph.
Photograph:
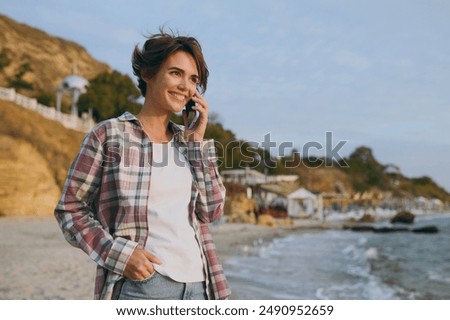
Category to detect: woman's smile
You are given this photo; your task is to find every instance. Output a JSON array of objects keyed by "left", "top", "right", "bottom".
[{"left": 168, "top": 91, "right": 188, "bottom": 103}]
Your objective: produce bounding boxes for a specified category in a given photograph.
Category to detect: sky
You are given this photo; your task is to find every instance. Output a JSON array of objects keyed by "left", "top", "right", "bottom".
[{"left": 1, "top": 0, "right": 450, "bottom": 193}]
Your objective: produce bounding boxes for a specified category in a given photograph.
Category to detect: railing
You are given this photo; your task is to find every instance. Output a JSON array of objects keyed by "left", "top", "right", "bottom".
[{"left": 0, "top": 87, "right": 94, "bottom": 132}]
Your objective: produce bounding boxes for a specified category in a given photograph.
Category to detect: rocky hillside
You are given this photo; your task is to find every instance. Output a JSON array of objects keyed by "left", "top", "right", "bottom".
[
  {"left": 0, "top": 14, "right": 111, "bottom": 96},
  {"left": 0, "top": 100, "right": 85, "bottom": 216},
  {"left": 0, "top": 14, "right": 110, "bottom": 216}
]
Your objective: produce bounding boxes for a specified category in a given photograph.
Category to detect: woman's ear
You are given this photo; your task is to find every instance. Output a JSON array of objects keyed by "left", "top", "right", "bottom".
[{"left": 141, "top": 70, "right": 151, "bottom": 83}]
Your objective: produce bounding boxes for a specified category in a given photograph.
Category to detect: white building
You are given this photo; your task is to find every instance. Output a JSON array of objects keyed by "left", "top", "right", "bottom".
[
  {"left": 221, "top": 168, "right": 298, "bottom": 186},
  {"left": 287, "top": 187, "right": 319, "bottom": 218},
  {"left": 56, "top": 74, "right": 89, "bottom": 116},
  {"left": 221, "top": 168, "right": 267, "bottom": 186}
]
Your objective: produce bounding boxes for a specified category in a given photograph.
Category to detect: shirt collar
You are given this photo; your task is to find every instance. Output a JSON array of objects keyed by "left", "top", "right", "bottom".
[
  {"left": 117, "top": 111, "right": 186, "bottom": 142},
  {"left": 117, "top": 111, "right": 138, "bottom": 122}
]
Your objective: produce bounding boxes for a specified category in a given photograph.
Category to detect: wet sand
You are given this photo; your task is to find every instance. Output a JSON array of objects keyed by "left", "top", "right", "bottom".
[{"left": 0, "top": 216, "right": 332, "bottom": 299}]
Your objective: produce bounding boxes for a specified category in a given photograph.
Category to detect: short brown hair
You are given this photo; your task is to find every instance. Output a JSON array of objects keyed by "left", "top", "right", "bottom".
[{"left": 132, "top": 28, "right": 209, "bottom": 97}]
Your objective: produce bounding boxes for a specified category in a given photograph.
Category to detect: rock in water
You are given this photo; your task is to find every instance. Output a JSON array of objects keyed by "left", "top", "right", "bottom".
[
  {"left": 390, "top": 211, "right": 415, "bottom": 224},
  {"left": 347, "top": 225, "right": 375, "bottom": 232},
  {"left": 412, "top": 225, "right": 439, "bottom": 234},
  {"left": 373, "top": 226, "right": 409, "bottom": 233}
]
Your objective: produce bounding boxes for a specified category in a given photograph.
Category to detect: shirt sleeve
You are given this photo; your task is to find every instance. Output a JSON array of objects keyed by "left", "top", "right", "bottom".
[
  {"left": 185, "top": 139, "right": 226, "bottom": 223},
  {"left": 54, "top": 127, "right": 138, "bottom": 275}
]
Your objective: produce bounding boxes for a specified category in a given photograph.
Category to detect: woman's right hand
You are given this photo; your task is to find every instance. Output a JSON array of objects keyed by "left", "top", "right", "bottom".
[{"left": 123, "top": 247, "right": 162, "bottom": 280}]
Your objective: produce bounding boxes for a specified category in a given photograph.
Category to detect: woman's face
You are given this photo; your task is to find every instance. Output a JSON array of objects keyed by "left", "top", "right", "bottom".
[{"left": 145, "top": 50, "right": 199, "bottom": 114}]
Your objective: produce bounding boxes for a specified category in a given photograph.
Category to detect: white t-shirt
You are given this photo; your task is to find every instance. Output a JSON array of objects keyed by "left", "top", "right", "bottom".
[{"left": 145, "top": 140, "right": 205, "bottom": 282}]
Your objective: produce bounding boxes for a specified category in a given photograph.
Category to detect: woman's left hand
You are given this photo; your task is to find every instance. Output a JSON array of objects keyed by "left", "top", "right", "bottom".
[{"left": 183, "top": 92, "right": 208, "bottom": 141}]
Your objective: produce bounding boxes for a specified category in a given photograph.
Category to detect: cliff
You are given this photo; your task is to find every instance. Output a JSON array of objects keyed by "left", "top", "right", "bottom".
[
  {"left": 0, "top": 100, "right": 85, "bottom": 216},
  {"left": 0, "top": 14, "right": 111, "bottom": 96},
  {"left": 0, "top": 14, "right": 111, "bottom": 216}
]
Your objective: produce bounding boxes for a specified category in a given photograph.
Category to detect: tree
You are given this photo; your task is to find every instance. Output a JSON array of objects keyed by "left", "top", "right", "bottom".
[
  {"left": 0, "top": 48, "right": 11, "bottom": 73},
  {"left": 8, "top": 62, "right": 34, "bottom": 91},
  {"left": 77, "top": 71, "right": 141, "bottom": 121},
  {"left": 35, "top": 90, "right": 55, "bottom": 107},
  {"left": 340, "top": 146, "right": 389, "bottom": 191}
]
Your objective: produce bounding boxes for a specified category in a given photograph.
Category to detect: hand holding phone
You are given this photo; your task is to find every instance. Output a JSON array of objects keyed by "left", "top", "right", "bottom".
[{"left": 183, "top": 92, "right": 208, "bottom": 141}]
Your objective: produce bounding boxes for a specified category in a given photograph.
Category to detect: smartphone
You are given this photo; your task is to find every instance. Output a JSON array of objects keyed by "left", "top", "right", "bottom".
[
  {"left": 184, "top": 99, "right": 198, "bottom": 129},
  {"left": 185, "top": 99, "right": 196, "bottom": 116}
]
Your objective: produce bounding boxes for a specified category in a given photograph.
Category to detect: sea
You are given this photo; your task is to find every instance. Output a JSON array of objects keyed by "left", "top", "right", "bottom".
[{"left": 224, "top": 213, "right": 450, "bottom": 300}]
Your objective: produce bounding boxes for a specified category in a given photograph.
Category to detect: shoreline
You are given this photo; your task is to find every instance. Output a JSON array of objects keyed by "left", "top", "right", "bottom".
[
  {"left": 2, "top": 213, "right": 446, "bottom": 299},
  {"left": 210, "top": 219, "right": 344, "bottom": 261},
  {"left": 0, "top": 215, "right": 338, "bottom": 299},
  {"left": 210, "top": 219, "right": 350, "bottom": 300}
]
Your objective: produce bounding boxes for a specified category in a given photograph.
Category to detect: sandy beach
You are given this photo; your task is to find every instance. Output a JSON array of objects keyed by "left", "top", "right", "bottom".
[{"left": 0, "top": 216, "right": 332, "bottom": 299}]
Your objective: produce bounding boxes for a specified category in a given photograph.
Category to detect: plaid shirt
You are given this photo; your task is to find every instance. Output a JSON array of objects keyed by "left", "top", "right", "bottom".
[{"left": 54, "top": 112, "right": 230, "bottom": 300}]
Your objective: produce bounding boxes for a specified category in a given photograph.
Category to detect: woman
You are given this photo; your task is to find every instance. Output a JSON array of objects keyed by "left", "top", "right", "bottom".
[{"left": 54, "top": 30, "right": 230, "bottom": 300}]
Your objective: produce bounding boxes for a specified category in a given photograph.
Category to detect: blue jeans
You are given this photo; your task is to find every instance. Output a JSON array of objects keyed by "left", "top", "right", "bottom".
[{"left": 114, "top": 272, "right": 207, "bottom": 300}]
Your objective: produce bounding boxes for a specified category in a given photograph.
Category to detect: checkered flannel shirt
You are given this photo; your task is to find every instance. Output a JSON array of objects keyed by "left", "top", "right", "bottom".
[{"left": 54, "top": 112, "right": 230, "bottom": 299}]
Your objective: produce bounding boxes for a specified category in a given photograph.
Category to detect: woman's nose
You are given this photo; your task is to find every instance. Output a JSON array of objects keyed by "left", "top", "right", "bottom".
[{"left": 178, "top": 78, "right": 195, "bottom": 93}]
